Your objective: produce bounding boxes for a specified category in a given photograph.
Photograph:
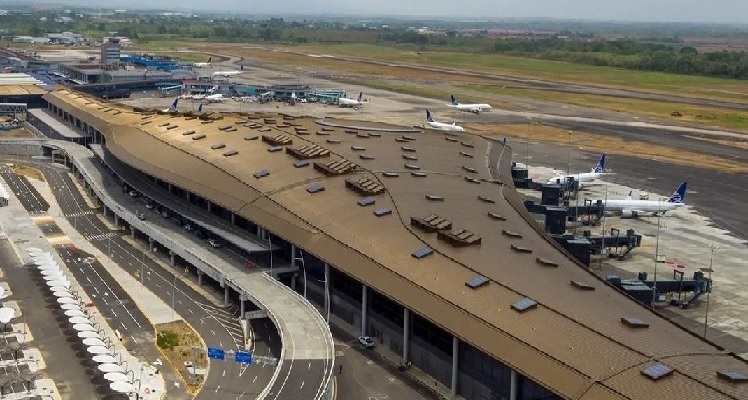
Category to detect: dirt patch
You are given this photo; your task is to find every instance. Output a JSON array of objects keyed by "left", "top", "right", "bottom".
[
  {"left": 471, "top": 122, "right": 748, "bottom": 174},
  {"left": 1, "top": 128, "right": 33, "bottom": 138},
  {"left": 684, "top": 135, "right": 748, "bottom": 149},
  {"left": 155, "top": 320, "right": 207, "bottom": 395},
  {"left": 11, "top": 165, "right": 44, "bottom": 182}
]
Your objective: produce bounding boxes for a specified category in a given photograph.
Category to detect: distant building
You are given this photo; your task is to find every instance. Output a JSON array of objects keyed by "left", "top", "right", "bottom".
[
  {"left": 47, "top": 32, "right": 83, "bottom": 45},
  {"left": 100, "top": 38, "right": 121, "bottom": 65}
]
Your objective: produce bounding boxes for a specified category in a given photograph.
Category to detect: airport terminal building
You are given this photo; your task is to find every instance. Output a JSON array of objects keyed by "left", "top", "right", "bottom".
[{"left": 26, "top": 89, "right": 748, "bottom": 400}]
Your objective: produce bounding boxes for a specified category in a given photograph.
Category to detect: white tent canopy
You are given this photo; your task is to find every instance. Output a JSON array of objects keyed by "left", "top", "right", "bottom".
[
  {"left": 93, "top": 354, "right": 117, "bottom": 364},
  {"left": 83, "top": 337, "right": 106, "bottom": 347},
  {"left": 64, "top": 309, "right": 86, "bottom": 318},
  {"left": 53, "top": 291, "right": 74, "bottom": 299},
  {"left": 57, "top": 297, "right": 78, "bottom": 305},
  {"left": 74, "top": 323, "right": 96, "bottom": 332},
  {"left": 50, "top": 286, "right": 70, "bottom": 293},
  {"left": 109, "top": 381, "right": 135, "bottom": 394},
  {"left": 69, "top": 316, "right": 90, "bottom": 325},
  {"left": 60, "top": 303, "right": 81, "bottom": 311},
  {"left": 87, "top": 345, "right": 110, "bottom": 355},
  {"left": 0, "top": 307, "right": 15, "bottom": 324},
  {"left": 78, "top": 331, "right": 100, "bottom": 339},
  {"left": 40, "top": 268, "right": 62, "bottom": 276},
  {"left": 43, "top": 274, "right": 66, "bottom": 282},
  {"left": 97, "top": 363, "right": 123, "bottom": 373},
  {"left": 103, "top": 372, "right": 129, "bottom": 382},
  {"left": 26, "top": 247, "right": 43, "bottom": 255},
  {"left": 48, "top": 280, "right": 70, "bottom": 288}
]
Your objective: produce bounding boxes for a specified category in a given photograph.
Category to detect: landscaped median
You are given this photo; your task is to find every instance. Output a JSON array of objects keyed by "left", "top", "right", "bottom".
[{"left": 155, "top": 320, "right": 208, "bottom": 396}]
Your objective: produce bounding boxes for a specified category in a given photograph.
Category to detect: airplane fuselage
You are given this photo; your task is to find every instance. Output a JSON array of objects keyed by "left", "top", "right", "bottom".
[
  {"left": 339, "top": 98, "right": 363, "bottom": 108},
  {"left": 548, "top": 172, "right": 603, "bottom": 184},
  {"left": 448, "top": 104, "right": 492, "bottom": 114},
  {"left": 213, "top": 71, "right": 242, "bottom": 77},
  {"left": 602, "top": 200, "right": 683, "bottom": 215},
  {"left": 428, "top": 121, "right": 465, "bottom": 132}
]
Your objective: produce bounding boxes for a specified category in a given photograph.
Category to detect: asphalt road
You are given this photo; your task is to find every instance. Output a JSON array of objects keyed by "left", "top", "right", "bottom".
[
  {"left": 1, "top": 158, "right": 280, "bottom": 399},
  {"left": 0, "top": 166, "right": 49, "bottom": 213}
]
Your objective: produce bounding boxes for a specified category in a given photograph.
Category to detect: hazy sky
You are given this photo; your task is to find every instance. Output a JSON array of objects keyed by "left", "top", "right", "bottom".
[{"left": 34, "top": 0, "right": 748, "bottom": 23}]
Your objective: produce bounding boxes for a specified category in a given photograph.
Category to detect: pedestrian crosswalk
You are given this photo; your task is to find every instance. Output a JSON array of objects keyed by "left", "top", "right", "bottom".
[
  {"left": 46, "top": 234, "right": 71, "bottom": 245},
  {"left": 84, "top": 232, "right": 119, "bottom": 241},
  {"left": 29, "top": 214, "right": 54, "bottom": 223},
  {"left": 65, "top": 210, "right": 95, "bottom": 218}
]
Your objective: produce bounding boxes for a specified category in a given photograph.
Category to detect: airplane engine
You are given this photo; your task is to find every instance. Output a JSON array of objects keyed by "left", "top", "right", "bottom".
[
  {"left": 472, "top": 109, "right": 481, "bottom": 115},
  {"left": 620, "top": 210, "right": 634, "bottom": 219}
]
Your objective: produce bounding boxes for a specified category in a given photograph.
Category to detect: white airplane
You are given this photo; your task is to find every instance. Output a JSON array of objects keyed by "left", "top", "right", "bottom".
[
  {"left": 599, "top": 181, "right": 687, "bottom": 218},
  {"left": 162, "top": 98, "right": 178, "bottom": 113},
  {"left": 425, "top": 110, "right": 465, "bottom": 132},
  {"left": 204, "top": 93, "right": 226, "bottom": 103},
  {"left": 339, "top": 92, "right": 365, "bottom": 108},
  {"left": 547, "top": 154, "right": 612, "bottom": 186},
  {"left": 447, "top": 95, "right": 492, "bottom": 114},
  {"left": 193, "top": 62, "right": 211, "bottom": 68},
  {"left": 212, "top": 70, "right": 243, "bottom": 77}
]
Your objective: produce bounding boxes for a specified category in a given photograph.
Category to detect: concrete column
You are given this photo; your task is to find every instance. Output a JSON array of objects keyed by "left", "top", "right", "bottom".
[
  {"left": 130, "top": 226, "right": 135, "bottom": 239},
  {"left": 169, "top": 251, "right": 176, "bottom": 266},
  {"left": 451, "top": 337, "right": 459, "bottom": 396},
  {"left": 257, "top": 225, "right": 263, "bottom": 238},
  {"left": 148, "top": 237, "right": 154, "bottom": 250},
  {"left": 197, "top": 271, "right": 203, "bottom": 286},
  {"left": 290, "top": 245, "right": 297, "bottom": 268},
  {"left": 207, "top": 201, "right": 212, "bottom": 213},
  {"left": 168, "top": 183, "right": 173, "bottom": 194},
  {"left": 240, "top": 297, "right": 245, "bottom": 317},
  {"left": 510, "top": 370, "right": 518, "bottom": 400},
  {"left": 230, "top": 212, "right": 236, "bottom": 225},
  {"left": 403, "top": 308, "right": 410, "bottom": 361},
  {"left": 324, "top": 263, "right": 330, "bottom": 322},
  {"left": 361, "top": 285, "right": 368, "bottom": 336},
  {"left": 224, "top": 285, "right": 230, "bottom": 306},
  {"left": 114, "top": 215, "right": 119, "bottom": 228},
  {"left": 290, "top": 274, "right": 297, "bottom": 291}
]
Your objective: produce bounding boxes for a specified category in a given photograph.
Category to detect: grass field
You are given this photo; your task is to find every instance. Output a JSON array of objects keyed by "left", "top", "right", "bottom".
[{"left": 232, "top": 43, "right": 748, "bottom": 103}]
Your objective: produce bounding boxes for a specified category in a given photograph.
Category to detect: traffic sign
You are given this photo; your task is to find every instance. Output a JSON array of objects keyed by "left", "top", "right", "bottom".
[
  {"left": 207, "top": 347, "right": 225, "bottom": 361},
  {"left": 234, "top": 351, "right": 252, "bottom": 364}
]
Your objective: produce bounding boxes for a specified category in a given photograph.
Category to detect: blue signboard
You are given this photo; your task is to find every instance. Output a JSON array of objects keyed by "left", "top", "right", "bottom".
[
  {"left": 235, "top": 351, "right": 252, "bottom": 364},
  {"left": 207, "top": 347, "right": 225, "bottom": 361}
]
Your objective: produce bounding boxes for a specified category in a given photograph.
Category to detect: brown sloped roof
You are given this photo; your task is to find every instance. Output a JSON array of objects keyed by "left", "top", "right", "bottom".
[{"left": 44, "top": 89, "right": 748, "bottom": 400}]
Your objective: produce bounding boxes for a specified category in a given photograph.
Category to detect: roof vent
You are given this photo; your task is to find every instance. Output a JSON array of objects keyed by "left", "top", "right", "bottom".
[
  {"left": 502, "top": 230, "right": 523, "bottom": 238},
  {"left": 411, "top": 172, "right": 428, "bottom": 178},
  {"left": 460, "top": 141, "right": 475, "bottom": 148},
  {"left": 201, "top": 120, "right": 214, "bottom": 125},
  {"left": 395, "top": 137, "right": 409, "bottom": 143},
  {"left": 223, "top": 150, "right": 238, "bottom": 157},
  {"left": 359, "top": 154, "right": 375, "bottom": 160},
  {"left": 346, "top": 177, "right": 385, "bottom": 196},
  {"left": 373, "top": 207, "right": 392, "bottom": 217},
  {"left": 438, "top": 228, "right": 482, "bottom": 247},
  {"left": 253, "top": 169, "right": 270, "bottom": 179},
  {"left": 244, "top": 135, "right": 259, "bottom": 140},
  {"left": 358, "top": 197, "right": 376, "bottom": 207},
  {"left": 158, "top": 122, "right": 170, "bottom": 127},
  {"left": 141, "top": 121, "right": 151, "bottom": 126},
  {"left": 445, "top": 136, "right": 458, "bottom": 142},
  {"left": 294, "top": 160, "right": 310, "bottom": 168},
  {"left": 716, "top": 370, "right": 748, "bottom": 383},
  {"left": 570, "top": 280, "right": 595, "bottom": 291},
  {"left": 316, "top": 130, "right": 331, "bottom": 136},
  {"left": 463, "top": 166, "right": 477, "bottom": 173},
  {"left": 464, "top": 176, "right": 481, "bottom": 184},
  {"left": 182, "top": 130, "right": 196, "bottom": 136},
  {"left": 478, "top": 196, "right": 495, "bottom": 203},
  {"left": 192, "top": 134, "right": 206, "bottom": 140},
  {"left": 459, "top": 151, "right": 474, "bottom": 158},
  {"left": 258, "top": 127, "right": 272, "bottom": 132},
  {"left": 403, "top": 154, "right": 418, "bottom": 161},
  {"left": 401, "top": 146, "right": 416, "bottom": 153},
  {"left": 641, "top": 363, "right": 674, "bottom": 381},
  {"left": 351, "top": 145, "right": 366, "bottom": 151},
  {"left": 219, "top": 125, "right": 232, "bottom": 131},
  {"left": 267, "top": 146, "right": 283, "bottom": 152},
  {"left": 411, "top": 247, "right": 434, "bottom": 259},
  {"left": 262, "top": 134, "right": 293, "bottom": 146},
  {"left": 307, "top": 183, "right": 325, "bottom": 194},
  {"left": 211, "top": 143, "right": 226, "bottom": 150},
  {"left": 356, "top": 132, "right": 370, "bottom": 138},
  {"left": 184, "top": 116, "right": 197, "bottom": 121},
  {"left": 224, "top": 127, "right": 237, "bottom": 132},
  {"left": 536, "top": 258, "right": 559, "bottom": 268},
  {"left": 314, "top": 159, "right": 359, "bottom": 176},
  {"left": 166, "top": 125, "right": 178, "bottom": 130},
  {"left": 411, "top": 214, "right": 452, "bottom": 233},
  {"left": 321, "top": 126, "right": 335, "bottom": 132},
  {"left": 621, "top": 317, "right": 649, "bottom": 328},
  {"left": 511, "top": 298, "right": 537, "bottom": 313},
  {"left": 326, "top": 139, "right": 341, "bottom": 144},
  {"left": 287, "top": 144, "right": 331, "bottom": 160},
  {"left": 488, "top": 212, "right": 506, "bottom": 221},
  {"left": 425, "top": 194, "right": 444, "bottom": 202},
  {"left": 402, "top": 135, "right": 416, "bottom": 141},
  {"left": 344, "top": 129, "right": 358, "bottom": 134},
  {"left": 510, "top": 244, "right": 532, "bottom": 253},
  {"left": 404, "top": 164, "right": 420, "bottom": 170},
  {"left": 466, "top": 275, "right": 489, "bottom": 289},
  {"left": 369, "top": 132, "right": 382, "bottom": 137},
  {"left": 382, "top": 172, "right": 400, "bottom": 178}
]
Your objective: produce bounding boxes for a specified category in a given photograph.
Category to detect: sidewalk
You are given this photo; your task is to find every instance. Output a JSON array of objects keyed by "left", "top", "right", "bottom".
[{"left": 0, "top": 173, "right": 167, "bottom": 400}]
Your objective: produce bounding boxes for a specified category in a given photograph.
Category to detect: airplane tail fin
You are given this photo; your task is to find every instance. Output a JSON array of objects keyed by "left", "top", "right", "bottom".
[
  {"left": 208, "top": 56, "right": 212, "bottom": 62},
  {"left": 426, "top": 110, "right": 434, "bottom": 123},
  {"left": 625, "top": 190, "right": 633, "bottom": 200},
  {"left": 450, "top": 95, "right": 458, "bottom": 105},
  {"left": 592, "top": 154, "right": 606, "bottom": 173},
  {"left": 357, "top": 92, "right": 363, "bottom": 102},
  {"left": 198, "top": 103, "right": 203, "bottom": 113},
  {"left": 164, "top": 98, "right": 178, "bottom": 112},
  {"left": 668, "top": 182, "right": 687, "bottom": 203}
]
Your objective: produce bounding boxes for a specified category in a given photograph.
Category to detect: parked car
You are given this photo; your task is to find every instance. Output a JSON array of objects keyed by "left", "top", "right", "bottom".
[
  {"left": 358, "top": 336, "right": 375, "bottom": 349},
  {"left": 129, "top": 190, "right": 140, "bottom": 198},
  {"left": 136, "top": 211, "right": 146, "bottom": 221},
  {"left": 184, "top": 224, "right": 194, "bottom": 232},
  {"left": 208, "top": 238, "right": 222, "bottom": 248},
  {"left": 145, "top": 202, "right": 155, "bottom": 210}
]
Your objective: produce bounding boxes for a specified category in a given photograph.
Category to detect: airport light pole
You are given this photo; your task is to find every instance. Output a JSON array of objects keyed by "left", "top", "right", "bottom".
[
  {"left": 566, "top": 131, "right": 572, "bottom": 176},
  {"left": 525, "top": 117, "right": 532, "bottom": 168},
  {"left": 599, "top": 181, "right": 607, "bottom": 269},
  {"left": 171, "top": 272, "right": 177, "bottom": 321},
  {"left": 702, "top": 245, "right": 718, "bottom": 338},
  {"left": 651, "top": 202, "right": 662, "bottom": 309}
]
